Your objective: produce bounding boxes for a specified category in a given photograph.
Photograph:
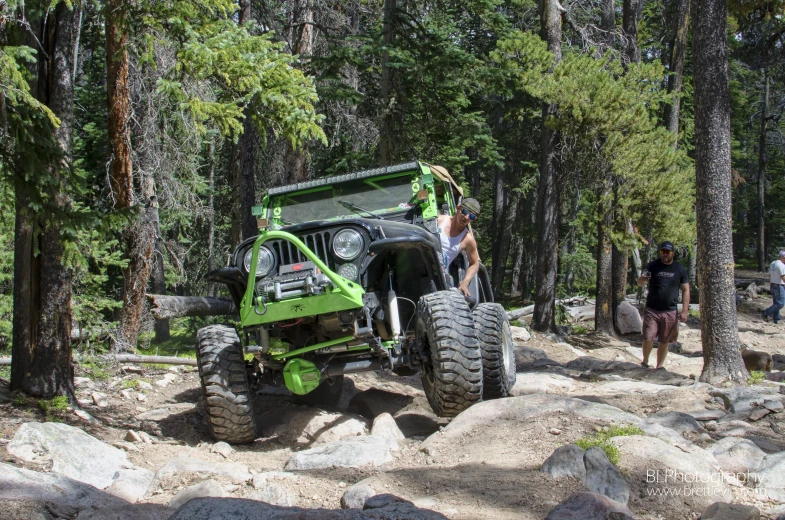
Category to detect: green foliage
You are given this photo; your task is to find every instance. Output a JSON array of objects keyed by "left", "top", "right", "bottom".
[
  {"left": 748, "top": 371, "right": 765, "bottom": 385},
  {"left": 0, "top": 209, "right": 13, "bottom": 348},
  {"left": 39, "top": 395, "right": 70, "bottom": 413},
  {"left": 0, "top": 45, "right": 59, "bottom": 126},
  {"left": 13, "top": 395, "right": 25, "bottom": 406},
  {"left": 80, "top": 357, "right": 112, "bottom": 381},
  {"left": 574, "top": 425, "right": 644, "bottom": 465}
]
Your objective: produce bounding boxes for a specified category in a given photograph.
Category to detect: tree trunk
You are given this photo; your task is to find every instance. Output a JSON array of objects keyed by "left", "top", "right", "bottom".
[
  {"left": 379, "top": 0, "right": 396, "bottom": 165},
  {"left": 491, "top": 168, "right": 506, "bottom": 291},
  {"left": 283, "top": 0, "right": 312, "bottom": 183},
  {"left": 622, "top": 0, "right": 641, "bottom": 64},
  {"left": 11, "top": 190, "right": 38, "bottom": 391},
  {"left": 146, "top": 295, "right": 237, "bottom": 319},
  {"left": 756, "top": 72, "right": 768, "bottom": 272},
  {"left": 692, "top": 0, "right": 746, "bottom": 384},
  {"left": 595, "top": 183, "right": 615, "bottom": 335},
  {"left": 21, "top": 1, "right": 78, "bottom": 398},
  {"left": 601, "top": 0, "right": 615, "bottom": 32},
  {"left": 663, "top": 0, "right": 689, "bottom": 136},
  {"left": 533, "top": 0, "right": 562, "bottom": 332},
  {"left": 493, "top": 192, "right": 519, "bottom": 298},
  {"left": 207, "top": 139, "right": 217, "bottom": 298}
]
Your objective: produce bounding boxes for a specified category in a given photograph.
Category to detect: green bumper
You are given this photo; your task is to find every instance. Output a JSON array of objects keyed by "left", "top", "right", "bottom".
[{"left": 240, "top": 230, "right": 365, "bottom": 327}]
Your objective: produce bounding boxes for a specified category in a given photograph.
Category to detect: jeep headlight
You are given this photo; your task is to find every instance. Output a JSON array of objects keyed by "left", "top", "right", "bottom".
[
  {"left": 243, "top": 246, "right": 275, "bottom": 278},
  {"left": 332, "top": 229, "right": 363, "bottom": 261}
]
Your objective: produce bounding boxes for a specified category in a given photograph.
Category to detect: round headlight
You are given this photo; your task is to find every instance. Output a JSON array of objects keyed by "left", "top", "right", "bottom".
[
  {"left": 333, "top": 229, "right": 364, "bottom": 261},
  {"left": 243, "top": 246, "right": 275, "bottom": 277},
  {"left": 338, "top": 263, "right": 359, "bottom": 281}
]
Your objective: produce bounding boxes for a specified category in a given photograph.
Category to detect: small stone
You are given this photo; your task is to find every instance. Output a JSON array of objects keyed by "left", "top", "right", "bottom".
[
  {"left": 136, "top": 393, "right": 147, "bottom": 402},
  {"left": 111, "top": 441, "right": 138, "bottom": 452},
  {"left": 137, "top": 381, "right": 153, "bottom": 391},
  {"left": 549, "top": 428, "right": 562, "bottom": 435},
  {"left": 73, "top": 409, "right": 98, "bottom": 424},
  {"left": 339, "top": 482, "right": 347, "bottom": 488},
  {"left": 224, "top": 484, "right": 239, "bottom": 493},
  {"left": 125, "top": 430, "right": 142, "bottom": 443},
  {"left": 121, "top": 365, "right": 145, "bottom": 374},
  {"left": 749, "top": 408, "right": 771, "bottom": 421},
  {"left": 697, "top": 433, "right": 713, "bottom": 443},
  {"left": 137, "top": 431, "right": 153, "bottom": 444},
  {"left": 91, "top": 392, "right": 108, "bottom": 408},
  {"left": 212, "top": 442, "right": 234, "bottom": 458},
  {"left": 73, "top": 377, "right": 93, "bottom": 389},
  {"left": 705, "top": 421, "right": 718, "bottom": 431},
  {"left": 763, "top": 399, "right": 784, "bottom": 413},
  {"left": 120, "top": 389, "right": 134, "bottom": 399},
  {"left": 154, "top": 379, "right": 170, "bottom": 388}
]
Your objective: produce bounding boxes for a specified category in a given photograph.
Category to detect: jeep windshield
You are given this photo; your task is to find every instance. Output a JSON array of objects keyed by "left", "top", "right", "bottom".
[{"left": 271, "top": 174, "right": 417, "bottom": 225}]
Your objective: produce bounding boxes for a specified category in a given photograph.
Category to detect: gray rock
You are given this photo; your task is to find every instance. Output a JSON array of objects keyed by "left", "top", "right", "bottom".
[
  {"left": 510, "top": 373, "right": 576, "bottom": 396},
  {"left": 763, "top": 399, "right": 784, "bottom": 413},
  {"left": 706, "top": 437, "right": 767, "bottom": 475},
  {"left": 104, "top": 466, "right": 156, "bottom": 503},
  {"left": 92, "top": 392, "right": 108, "bottom": 408},
  {"left": 76, "top": 504, "right": 175, "bottom": 520},
  {"left": 593, "top": 381, "right": 679, "bottom": 395},
  {"left": 167, "top": 496, "right": 448, "bottom": 519},
  {"left": 0, "top": 462, "right": 125, "bottom": 511},
  {"left": 700, "top": 502, "right": 760, "bottom": 520},
  {"left": 254, "top": 481, "right": 294, "bottom": 507},
  {"left": 263, "top": 407, "right": 369, "bottom": 445},
  {"left": 7, "top": 422, "right": 152, "bottom": 498},
  {"left": 348, "top": 389, "right": 414, "bottom": 419},
  {"left": 746, "top": 435, "right": 783, "bottom": 453},
  {"left": 0, "top": 499, "right": 57, "bottom": 520},
  {"left": 153, "top": 457, "right": 251, "bottom": 485},
  {"left": 136, "top": 408, "right": 171, "bottom": 421},
  {"left": 750, "top": 451, "right": 785, "bottom": 502},
  {"left": 510, "top": 325, "right": 532, "bottom": 343},
  {"left": 284, "top": 434, "right": 398, "bottom": 470},
  {"left": 211, "top": 442, "right": 233, "bottom": 458},
  {"left": 363, "top": 493, "right": 448, "bottom": 518},
  {"left": 615, "top": 302, "right": 642, "bottom": 335},
  {"left": 341, "top": 479, "right": 377, "bottom": 509},
  {"left": 251, "top": 471, "right": 298, "bottom": 489},
  {"left": 544, "top": 492, "right": 634, "bottom": 520},
  {"left": 168, "top": 480, "right": 226, "bottom": 510},
  {"left": 582, "top": 447, "right": 630, "bottom": 505},
  {"left": 370, "top": 413, "right": 404, "bottom": 447},
  {"left": 645, "top": 411, "right": 703, "bottom": 435},
  {"left": 749, "top": 408, "right": 771, "bottom": 421},
  {"left": 514, "top": 345, "right": 547, "bottom": 368},
  {"left": 610, "top": 435, "right": 731, "bottom": 509},
  {"left": 709, "top": 387, "right": 777, "bottom": 414},
  {"left": 540, "top": 444, "right": 587, "bottom": 481},
  {"left": 687, "top": 409, "right": 726, "bottom": 421}
]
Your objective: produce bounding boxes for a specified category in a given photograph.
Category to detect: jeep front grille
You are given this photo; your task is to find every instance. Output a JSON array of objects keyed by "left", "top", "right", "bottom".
[{"left": 268, "top": 231, "right": 334, "bottom": 271}]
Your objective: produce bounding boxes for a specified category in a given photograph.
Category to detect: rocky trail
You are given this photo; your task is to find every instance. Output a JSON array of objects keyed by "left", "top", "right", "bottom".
[{"left": 1, "top": 296, "right": 785, "bottom": 520}]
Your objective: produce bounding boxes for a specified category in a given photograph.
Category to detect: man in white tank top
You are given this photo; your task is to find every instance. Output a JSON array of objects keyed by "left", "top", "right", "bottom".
[{"left": 437, "top": 197, "right": 481, "bottom": 297}]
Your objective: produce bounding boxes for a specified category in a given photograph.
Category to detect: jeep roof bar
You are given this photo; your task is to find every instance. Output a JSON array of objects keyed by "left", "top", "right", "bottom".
[{"left": 267, "top": 161, "right": 422, "bottom": 196}]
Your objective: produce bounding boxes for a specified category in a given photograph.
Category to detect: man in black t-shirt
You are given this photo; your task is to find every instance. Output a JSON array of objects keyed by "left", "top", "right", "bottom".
[{"left": 637, "top": 241, "right": 690, "bottom": 369}]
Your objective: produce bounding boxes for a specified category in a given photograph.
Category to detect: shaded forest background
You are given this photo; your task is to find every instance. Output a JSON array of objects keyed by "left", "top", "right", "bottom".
[{"left": 0, "top": 0, "right": 783, "bottom": 385}]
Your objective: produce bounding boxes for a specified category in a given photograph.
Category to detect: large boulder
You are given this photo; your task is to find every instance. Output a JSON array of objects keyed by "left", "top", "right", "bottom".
[
  {"left": 168, "top": 480, "right": 225, "bottom": 510},
  {"left": 540, "top": 444, "right": 587, "bottom": 481},
  {"left": 705, "top": 437, "right": 767, "bottom": 475},
  {"left": 510, "top": 326, "right": 532, "bottom": 343},
  {"left": 0, "top": 462, "right": 126, "bottom": 511},
  {"left": 153, "top": 457, "right": 251, "bottom": 487},
  {"left": 699, "top": 502, "right": 760, "bottom": 520},
  {"left": 74, "top": 504, "right": 175, "bottom": 520},
  {"left": 750, "top": 451, "right": 785, "bottom": 502},
  {"left": 341, "top": 479, "right": 377, "bottom": 509},
  {"left": 610, "top": 435, "right": 731, "bottom": 511},
  {"left": 7, "top": 422, "right": 153, "bottom": 502},
  {"left": 284, "top": 434, "right": 399, "bottom": 470},
  {"left": 510, "top": 373, "right": 576, "bottom": 396},
  {"left": 615, "top": 302, "right": 642, "bottom": 335},
  {"left": 544, "top": 492, "right": 633, "bottom": 520},
  {"left": 644, "top": 411, "right": 703, "bottom": 436},
  {"left": 263, "top": 408, "right": 369, "bottom": 445},
  {"left": 582, "top": 447, "right": 630, "bottom": 505}
]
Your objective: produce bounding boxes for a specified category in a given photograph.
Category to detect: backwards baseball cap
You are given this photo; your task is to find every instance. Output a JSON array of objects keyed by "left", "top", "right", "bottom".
[
  {"left": 779, "top": 251, "right": 785, "bottom": 258},
  {"left": 659, "top": 241, "right": 675, "bottom": 252},
  {"left": 460, "top": 197, "right": 481, "bottom": 215}
]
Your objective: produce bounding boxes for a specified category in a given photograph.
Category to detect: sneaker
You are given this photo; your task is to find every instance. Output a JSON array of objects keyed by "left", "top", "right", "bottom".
[{"left": 762, "top": 311, "right": 770, "bottom": 323}]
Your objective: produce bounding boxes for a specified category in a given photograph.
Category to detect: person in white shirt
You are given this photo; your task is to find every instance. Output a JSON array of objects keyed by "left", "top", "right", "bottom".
[
  {"left": 763, "top": 251, "right": 785, "bottom": 324},
  {"left": 437, "top": 198, "right": 481, "bottom": 297}
]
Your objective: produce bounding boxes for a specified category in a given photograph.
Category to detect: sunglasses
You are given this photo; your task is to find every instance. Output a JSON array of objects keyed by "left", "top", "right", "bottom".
[
  {"left": 660, "top": 250, "right": 673, "bottom": 254},
  {"left": 461, "top": 208, "right": 477, "bottom": 221}
]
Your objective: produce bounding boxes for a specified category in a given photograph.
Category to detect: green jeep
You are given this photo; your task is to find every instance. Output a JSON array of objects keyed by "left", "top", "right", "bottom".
[{"left": 197, "top": 160, "right": 516, "bottom": 444}]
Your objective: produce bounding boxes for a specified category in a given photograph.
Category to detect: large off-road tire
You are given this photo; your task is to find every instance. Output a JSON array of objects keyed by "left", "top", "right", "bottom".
[
  {"left": 295, "top": 375, "right": 344, "bottom": 409},
  {"left": 473, "top": 303, "right": 516, "bottom": 399},
  {"left": 195, "top": 325, "right": 257, "bottom": 444},
  {"left": 417, "top": 291, "right": 483, "bottom": 417}
]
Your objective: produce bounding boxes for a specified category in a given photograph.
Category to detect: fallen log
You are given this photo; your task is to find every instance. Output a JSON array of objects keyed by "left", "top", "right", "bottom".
[
  {"left": 0, "top": 354, "right": 197, "bottom": 367},
  {"left": 506, "top": 296, "right": 590, "bottom": 321},
  {"left": 146, "top": 294, "right": 237, "bottom": 320}
]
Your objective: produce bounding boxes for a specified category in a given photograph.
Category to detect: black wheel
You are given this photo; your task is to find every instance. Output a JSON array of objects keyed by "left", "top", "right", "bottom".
[
  {"left": 295, "top": 375, "right": 344, "bottom": 409},
  {"left": 473, "top": 303, "right": 516, "bottom": 399},
  {"left": 417, "top": 291, "right": 483, "bottom": 417},
  {"left": 195, "top": 325, "right": 257, "bottom": 444}
]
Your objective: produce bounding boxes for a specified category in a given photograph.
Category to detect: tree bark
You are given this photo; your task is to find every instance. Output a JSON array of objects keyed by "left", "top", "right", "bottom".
[
  {"left": 106, "top": 0, "right": 132, "bottom": 209},
  {"left": 379, "top": 0, "right": 396, "bottom": 165},
  {"left": 283, "top": 0, "right": 312, "bottom": 183},
  {"left": 595, "top": 184, "right": 615, "bottom": 335},
  {"left": 20, "top": 1, "right": 79, "bottom": 398},
  {"left": 601, "top": 0, "right": 615, "bottom": 32},
  {"left": 692, "top": 0, "right": 746, "bottom": 384},
  {"left": 207, "top": 139, "right": 217, "bottom": 297},
  {"left": 663, "top": 0, "right": 689, "bottom": 136},
  {"left": 622, "top": 0, "right": 641, "bottom": 65},
  {"left": 756, "top": 72, "right": 768, "bottom": 272},
  {"left": 533, "top": 0, "right": 562, "bottom": 332},
  {"left": 491, "top": 168, "right": 506, "bottom": 292},
  {"left": 146, "top": 295, "right": 237, "bottom": 319}
]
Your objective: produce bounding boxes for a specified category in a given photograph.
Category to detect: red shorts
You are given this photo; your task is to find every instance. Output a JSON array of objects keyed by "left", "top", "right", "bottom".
[{"left": 642, "top": 308, "right": 679, "bottom": 344}]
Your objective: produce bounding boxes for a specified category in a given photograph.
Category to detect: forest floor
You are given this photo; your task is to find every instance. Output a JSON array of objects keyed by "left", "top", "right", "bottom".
[{"left": 1, "top": 289, "right": 784, "bottom": 519}]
